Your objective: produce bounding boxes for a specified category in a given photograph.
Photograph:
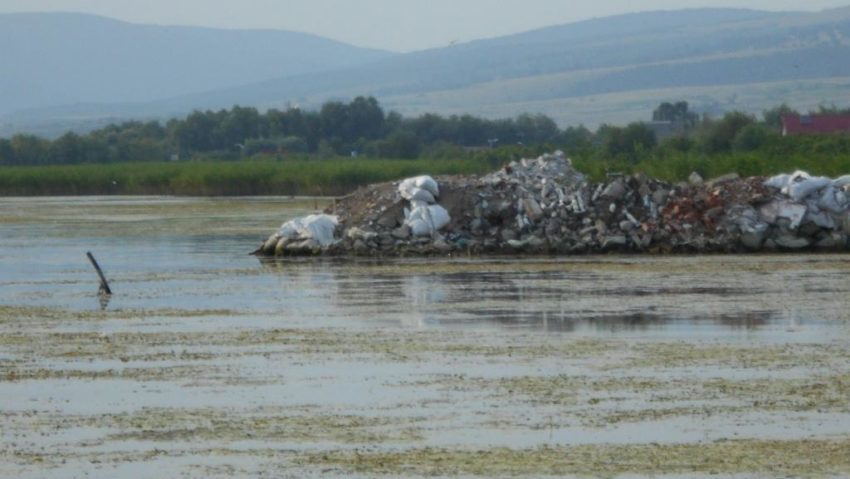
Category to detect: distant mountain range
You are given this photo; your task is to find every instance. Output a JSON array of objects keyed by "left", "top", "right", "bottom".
[
  {"left": 3, "top": 8, "right": 850, "bottom": 137},
  {"left": 0, "top": 13, "right": 392, "bottom": 127}
]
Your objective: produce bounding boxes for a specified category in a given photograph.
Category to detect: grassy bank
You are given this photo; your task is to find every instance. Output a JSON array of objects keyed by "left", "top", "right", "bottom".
[
  {"left": 1, "top": 149, "right": 848, "bottom": 196},
  {"left": 0, "top": 157, "right": 497, "bottom": 196},
  {"left": 573, "top": 149, "right": 850, "bottom": 183}
]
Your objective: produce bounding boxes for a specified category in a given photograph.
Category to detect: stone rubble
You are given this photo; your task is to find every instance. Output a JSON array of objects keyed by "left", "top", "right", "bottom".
[{"left": 255, "top": 152, "right": 850, "bottom": 257}]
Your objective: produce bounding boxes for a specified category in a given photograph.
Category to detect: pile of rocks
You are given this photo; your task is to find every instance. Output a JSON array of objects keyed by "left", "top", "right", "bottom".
[{"left": 254, "top": 152, "right": 850, "bottom": 257}]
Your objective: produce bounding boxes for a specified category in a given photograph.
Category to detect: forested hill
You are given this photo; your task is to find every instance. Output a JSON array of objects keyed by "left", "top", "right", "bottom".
[
  {"left": 166, "top": 7, "right": 850, "bottom": 121},
  {"left": 0, "top": 13, "right": 393, "bottom": 115},
  {"left": 4, "top": 7, "right": 850, "bottom": 135}
]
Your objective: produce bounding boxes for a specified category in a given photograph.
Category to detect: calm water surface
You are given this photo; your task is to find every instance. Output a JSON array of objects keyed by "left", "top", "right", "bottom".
[
  {"left": 2, "top": 196, "right": 848, "bottom": 338},
  {"left": 2, "top": 197, "right": 850, "bottom": 478}
]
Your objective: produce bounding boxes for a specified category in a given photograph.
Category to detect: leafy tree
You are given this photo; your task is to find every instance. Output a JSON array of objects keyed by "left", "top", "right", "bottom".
[
  {"left": 319, "top": 101, "right": 349, "bottom": 143},
  {"left": 661, "top": 136, "right": 695, "bottom": 152},
  {"left": 11, "top": 134, "right": 49, "bottom": 165},
  {"left": 372, "top": 131, "right": 420, "bottom": 159},
  {"left": 733, "top": 124, "right": 772, "bottom": 152},
  {"left": 700, "top": 111, "right": 755, "bottom": 154},
  {"left": 347, "top": 96, "right": 385, "bottom": 140},
  {"left": 515, "top": 113, "right": 559, "bottom": 144},
  {"left": 560, "top": 125, "right": 594, "bottom": 151},
  {"left": 0, "top": 139, "right": 16, "bottom": 165},
  {"left": 762, "top": 103, "right": 798, "bottom": 130},
  {"left": 408, "top": 113, "right": 450, "bottom": 144},
  {"left": 602, "top": 123, "right": 657, "bottom": 161},
  {"left": 173, "top": 111, "right": 219, "bottom": 153},
  {"left": 217, "top": 106, "right": 261, "bottom": 148},
  {"left": 278, "top": 136, "right": 309, "bottom": 154},
  {"left": 455, "top": 114, "right": 488, "bottom": 146},
  {"left": 652, "top": 101, "right": 699, "bottom": 128}
]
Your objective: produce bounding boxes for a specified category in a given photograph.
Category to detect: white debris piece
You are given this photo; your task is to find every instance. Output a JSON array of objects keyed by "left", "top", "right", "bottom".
[
  {"left": 408, "top": 188, "right": 436, "bottom": 204},
  {"left": 818, "top": 187, "right": 848, "bottom": 214},
  {"left": 834, "top": 175, "right": 850, "bottom": 189},
  {"left": 764, "top": 173, "right": 794, "bottom": 190},
  {"left": 399, "top": 176, "right": 439, "bottom": 203},
  {"left": 759, "top": 201, "right": 807, "bottom": 230},
  {"left": 766, "top": 170, "right": 834, "bottom": 201},
  {"left": 805, "top": 209, "right": 837, "bottom": 229},
  {"left": 787, "top": 176, "right": 832, "bottom": 202},
  {"left": 279, "top": 214, "right": 339, "bottom": 247},
  {"left": 346, "top": 227, "right": 377, "bottom": 242},
  {"left": 406, "top": 204, "right": 451, "bottom": 237},
  {"left": 413, "top": 176, "right": 440, "bottom": 197}
]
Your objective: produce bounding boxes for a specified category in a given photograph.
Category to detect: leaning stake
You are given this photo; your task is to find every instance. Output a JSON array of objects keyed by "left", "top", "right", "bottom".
[{"left": 86, "top": 252, "right": 112, "bottom": 295}]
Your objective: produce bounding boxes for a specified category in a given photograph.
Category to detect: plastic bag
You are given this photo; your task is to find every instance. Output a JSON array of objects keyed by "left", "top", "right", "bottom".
[
  {"left": 787, "top": 176, "right": 832, "bottom": 202},
  {"left": 405, "top": 205, "right": 451, "bottom": 237},
  {"left": 764, "top": 174, "right": 792, "bottom": 190},
  {"left": 818, "top": 187, "right": 848, "bottom": 214},
  {"left": 414, "top": 176, "right": 440, "bottom": 197},
  {"left": 408, "top": 188, "right": 436, "bottom": 204},
  {"left": 399, "top": 176, "right": 439, "bottom": 202},
  {"left": 834, "top": 175, "right": 850, "bottom": 189},
  {"left": 279, "top": 214, "right": 339, "bottom": 246}
]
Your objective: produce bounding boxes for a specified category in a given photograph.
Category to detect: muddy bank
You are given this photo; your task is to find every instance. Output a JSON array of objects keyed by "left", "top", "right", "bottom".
[{"left": 256, "top": 152, "right": 850, "bottom": 257}]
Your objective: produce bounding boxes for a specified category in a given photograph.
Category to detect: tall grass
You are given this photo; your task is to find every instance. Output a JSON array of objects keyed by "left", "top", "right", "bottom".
[
  {"left": 0, "top": 157, "right": 494, "bottom": 196},
  {"left": 2, "top": 150, "right": 848, "bottom": 196},
  {"left": 573, "top": 149, "right": 850, "bottom": 182}
]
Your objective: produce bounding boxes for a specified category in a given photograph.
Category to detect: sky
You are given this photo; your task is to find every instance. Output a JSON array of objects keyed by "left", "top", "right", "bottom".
[{"left": 2, "top": 0, "right": 850, "bottom": 52}]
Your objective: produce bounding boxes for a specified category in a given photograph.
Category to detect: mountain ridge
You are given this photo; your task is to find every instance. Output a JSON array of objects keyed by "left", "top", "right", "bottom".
[
  {"left": 0, "top": 12, "right": 394, "bottom": 116},
  {"left": 3, "top": 8, "right": 850, "bottom": 137}
]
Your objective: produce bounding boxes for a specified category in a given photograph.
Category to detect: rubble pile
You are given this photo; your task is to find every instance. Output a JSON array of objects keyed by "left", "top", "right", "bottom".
[{"left": 254, "top": 152, "right": 850, "bottom": 257}]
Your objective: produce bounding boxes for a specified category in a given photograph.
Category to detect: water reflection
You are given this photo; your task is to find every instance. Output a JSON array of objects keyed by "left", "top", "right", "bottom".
[
  {"left": 256, "top": 257, "right": 816, "bottom": 334},
  {"left": 3, "top": 196, "right": 847, "bottom": 338},
  {"left": 97, "top": 291, "right": 112, "bottom": 311}
]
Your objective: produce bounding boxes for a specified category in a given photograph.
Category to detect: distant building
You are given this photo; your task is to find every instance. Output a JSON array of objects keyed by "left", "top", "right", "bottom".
[{"left": 781, "top": 114, "right": 850, "bottom": 136}]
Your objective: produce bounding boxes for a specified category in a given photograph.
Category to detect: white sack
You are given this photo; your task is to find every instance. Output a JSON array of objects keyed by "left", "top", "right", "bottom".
[
  {"left": 787, "top": 176, "right": 832, "bottom": 202},
  {"left": 405, "top": 204, "right": 451, "bottom": 237},
  {"left": 834, "top": 175, "right": 850, "bottom": 189},
  {"left": 399, "top": 176, "right": 439, "bottom": 202},
  {"left": 408, "top": 219, "right": 432, "bottom": 237},
  {"left": 279, "top": 214, "right": 339, "bottom": 247},
  {"left": 408, "top": 187, "right": 436, "bottom": 204},
  {"left": 759, "top": 201, "right": 807, "bottom": 230},
  {"left": 414, "top": 176, "right": 440, "bottom": 197},
  {"left": 428, "top": 204, "right": 451, "bottom": 231},
  {"left": 818, "top": 187, "right": 848, "bottom": 214},
  {"left": 764, "top": 174, "right": 792, "bottom": 190}
]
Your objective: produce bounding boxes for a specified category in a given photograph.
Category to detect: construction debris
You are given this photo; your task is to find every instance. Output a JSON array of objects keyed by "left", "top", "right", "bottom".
[{"left": 255, "top": 152, "right": 850, "bottom": 257}]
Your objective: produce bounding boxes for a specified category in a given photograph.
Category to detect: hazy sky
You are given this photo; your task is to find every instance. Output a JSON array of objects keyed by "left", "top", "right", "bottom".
[{"left": 2, "top": 0, "right": 850, "bottom": 51}]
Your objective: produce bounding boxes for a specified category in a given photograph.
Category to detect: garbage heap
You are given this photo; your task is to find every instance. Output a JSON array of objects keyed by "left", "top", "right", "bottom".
[{"left": 255, "top": 152, "right": 850, "bottom": 257}]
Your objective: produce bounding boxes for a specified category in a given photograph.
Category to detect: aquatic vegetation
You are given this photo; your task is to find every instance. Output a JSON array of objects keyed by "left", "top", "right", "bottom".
[{"left": 300, "top": 439, "right": 850, "bottom": 476}]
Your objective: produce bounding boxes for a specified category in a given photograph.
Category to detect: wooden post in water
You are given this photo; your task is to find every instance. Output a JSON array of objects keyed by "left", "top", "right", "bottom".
[{"left": 86, "top": 252, "right": 112, "bottom": 295}]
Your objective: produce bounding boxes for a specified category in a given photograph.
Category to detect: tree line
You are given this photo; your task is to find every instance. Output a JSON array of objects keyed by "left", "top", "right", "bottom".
[
  {"left": 593, "top": 102, "right": 850, "bottom": 164},
  {"left": 1, "top": 97, "right": 849, "bottom": 166}
]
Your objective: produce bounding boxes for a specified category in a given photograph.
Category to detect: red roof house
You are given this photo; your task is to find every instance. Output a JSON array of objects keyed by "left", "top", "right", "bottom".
[{"left": 781, "top": 114, "right": 850, "bottom": 136}]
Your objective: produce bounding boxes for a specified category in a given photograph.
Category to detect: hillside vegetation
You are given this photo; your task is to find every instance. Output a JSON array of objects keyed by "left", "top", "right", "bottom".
[
  {"left": 0, "top": 13, "right": 392, "bottom": 116},
  {"left": 2, "top": 99, "right": 849, "bottom": 196},
  {"left": 5, "top": 8, "right": 850, "bottom": 135}
]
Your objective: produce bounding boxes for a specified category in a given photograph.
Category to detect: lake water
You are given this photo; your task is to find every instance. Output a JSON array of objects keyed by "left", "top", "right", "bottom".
[{"left": 2, "top": 197, "right": 850, "bottom": 477}]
